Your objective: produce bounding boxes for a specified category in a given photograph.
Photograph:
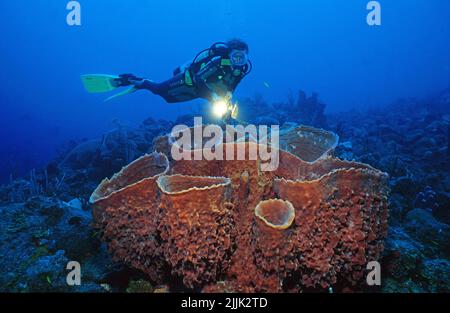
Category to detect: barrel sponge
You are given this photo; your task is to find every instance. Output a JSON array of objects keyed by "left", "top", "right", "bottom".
[{"left": 90, "top": 125, "right": 389, "bottom": 292}]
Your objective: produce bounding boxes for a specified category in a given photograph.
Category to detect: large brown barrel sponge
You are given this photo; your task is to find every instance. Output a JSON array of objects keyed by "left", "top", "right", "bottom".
[
  {"left": 91, "top": 125, "right": 390, "bottom": 292},
  {"left": 156, "top": 174, "right": 233, "bottom": 288},
  {"left": 89, "top": 152, "right": 169, "bottom": 282}
]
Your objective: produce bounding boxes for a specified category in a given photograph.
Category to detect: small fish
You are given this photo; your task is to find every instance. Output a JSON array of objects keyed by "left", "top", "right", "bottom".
[{"left": 263, "top": 81, "right": 271, "bottom": 89}]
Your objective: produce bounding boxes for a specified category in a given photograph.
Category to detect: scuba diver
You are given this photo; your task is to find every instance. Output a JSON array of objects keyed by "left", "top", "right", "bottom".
[{"left": 81, "top": 39, "right": 251, "bottom": 121}]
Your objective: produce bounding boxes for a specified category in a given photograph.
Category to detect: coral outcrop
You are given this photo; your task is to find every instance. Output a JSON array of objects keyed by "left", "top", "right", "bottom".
[{"left": 90, "top": 125, "right": 389, "bottom": 292}]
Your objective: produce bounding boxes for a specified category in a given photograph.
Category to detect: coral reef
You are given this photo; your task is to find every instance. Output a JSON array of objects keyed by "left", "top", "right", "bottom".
[
  {"left": 126, "top": 279, "right": 154, "bottom": 293},
  {"left": 0, "top": 197, "right": 112, "bottom": 292},
  {"left": 284, "top": 90, "right": 327, "bottom": 127},
  {"left": 0, "top": 88, "right": 448, "bottom": 293},
  {"left": 328, "top": 89, "right": 450, "bottom": 292},
  {"left": 90, "top": 125, "right": 389, "bottom": 292},
  {"left": 239, "top": 90, "right": 327, "bottom": 128},
  {"left": 59, "top": 119, "right": 171, "bottom": 182}
]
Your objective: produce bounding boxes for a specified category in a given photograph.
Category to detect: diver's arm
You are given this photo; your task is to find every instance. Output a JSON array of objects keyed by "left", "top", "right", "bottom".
[
  {"left": 228, "top": 76, "right": 242, "bottom": 94},
  {"left": 228, "top": 62, "right": 250, "bottom": 93}
]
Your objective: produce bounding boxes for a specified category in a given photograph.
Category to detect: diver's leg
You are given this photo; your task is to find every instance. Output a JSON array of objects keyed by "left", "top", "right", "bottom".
[
  {"left": 141, "top": 74, "right": 198, "bottom": 103},
  {"left": 115, "top": 73, "right": 198, "bottom": 103}
]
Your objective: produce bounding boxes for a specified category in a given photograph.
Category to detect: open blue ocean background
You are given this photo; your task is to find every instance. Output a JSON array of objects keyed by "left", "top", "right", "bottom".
[{"left": 0, "top": 0, "right": 449, "bottom": 182}]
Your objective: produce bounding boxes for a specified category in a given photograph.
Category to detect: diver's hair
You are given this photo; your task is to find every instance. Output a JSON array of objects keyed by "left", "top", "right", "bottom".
[{"left": 226, "top": 39, "right": 249, "bottom": 52}]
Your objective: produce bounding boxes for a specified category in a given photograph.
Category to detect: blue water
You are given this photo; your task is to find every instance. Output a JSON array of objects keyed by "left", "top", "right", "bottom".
[{"left": 0, "top": 0, "right": 449, "bottom": 182}]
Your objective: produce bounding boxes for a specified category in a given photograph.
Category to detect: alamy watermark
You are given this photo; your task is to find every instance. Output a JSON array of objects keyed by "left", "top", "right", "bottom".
[
  {"left": 170, "top": 117, "right": 280, "bottom": 172},
  {"left": 367, "top": 1, "right": 382, "bottom": 26},
  {"left": 366, "top": 261, "right": 381, "bottom": 286},
  {"left": 66, "top": 1, "right": 81, "bottom": 26},
  {"left": 66, "top": 261, "right": 81, "bottom": 286},
  {"left": 67, "top": 1, "right": 381, "bottom": 27}
]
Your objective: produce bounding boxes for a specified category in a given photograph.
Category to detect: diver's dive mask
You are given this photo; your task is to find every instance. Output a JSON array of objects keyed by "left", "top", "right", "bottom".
[{"left": 229, "top": 49, "right": 248, "bottom": 67}]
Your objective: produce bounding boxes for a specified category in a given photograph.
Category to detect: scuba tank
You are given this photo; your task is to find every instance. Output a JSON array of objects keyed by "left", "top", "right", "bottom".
[{"left": 173, "top": 42, "right": 238, "bottom": 77}]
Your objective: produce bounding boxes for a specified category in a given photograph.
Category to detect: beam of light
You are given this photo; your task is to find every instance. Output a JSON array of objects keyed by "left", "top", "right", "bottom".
[{"left": 212, "top": 99, "right": 229, "bottom": 118}]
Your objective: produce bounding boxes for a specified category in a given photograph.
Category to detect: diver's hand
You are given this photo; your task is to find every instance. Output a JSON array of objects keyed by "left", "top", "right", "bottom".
[
  {"left": 211, "top": 93, "right": 220, "bottom": 102},
  {"left": 211, "top": 92, "right": 233, "bottom": 103}
]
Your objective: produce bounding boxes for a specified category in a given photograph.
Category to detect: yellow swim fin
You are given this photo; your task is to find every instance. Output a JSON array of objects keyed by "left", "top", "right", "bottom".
[
  {"left": 104, "top": 87, "right": 138, "bottom": 102},
  {"left": 81, "top": 74, "right": 120, "bottom": 93}
]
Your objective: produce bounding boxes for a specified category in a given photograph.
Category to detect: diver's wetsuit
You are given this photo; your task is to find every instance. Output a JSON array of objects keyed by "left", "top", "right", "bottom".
[{"left": 122, "top": 43, "right": 251, "bottom": 103}]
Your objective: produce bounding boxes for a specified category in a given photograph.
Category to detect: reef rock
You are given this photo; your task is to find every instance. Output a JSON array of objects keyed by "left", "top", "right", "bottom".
[
  {"left": 404, "top": 209, "right": 450, "bottom": 257},
  {"left": 90, "top": 125, "right": 389, "bottom": 292}
]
